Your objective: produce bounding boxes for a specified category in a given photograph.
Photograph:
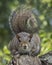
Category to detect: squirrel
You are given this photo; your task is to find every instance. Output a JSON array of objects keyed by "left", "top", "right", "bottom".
[
  {"left": 8, "top": 32, "right": 41, "bottom": 65},
  {"left": 8, "top": 6, "right": 41, "bottom": 65}
]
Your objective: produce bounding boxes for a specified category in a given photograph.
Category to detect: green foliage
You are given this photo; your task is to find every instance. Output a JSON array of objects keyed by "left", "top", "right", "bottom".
[
  {"left": 0, "top": 0, "right": 52, "bottom": 65},
  {"left": 0, "top": 46, "right": 11, "bottom": 65}
]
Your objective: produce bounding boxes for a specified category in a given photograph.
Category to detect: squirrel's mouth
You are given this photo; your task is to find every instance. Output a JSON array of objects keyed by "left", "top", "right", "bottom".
[
  {"left": 18, "top": 51, "right": 29, "bottom": 55},
  {"left": 18, "top": 46, "right": 31, "bottom": 55}
]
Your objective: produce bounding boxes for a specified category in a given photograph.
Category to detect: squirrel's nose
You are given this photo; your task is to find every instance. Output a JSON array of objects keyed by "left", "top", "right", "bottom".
[{"left": 23, "top": 45, "right": 27, "bottom": 49}]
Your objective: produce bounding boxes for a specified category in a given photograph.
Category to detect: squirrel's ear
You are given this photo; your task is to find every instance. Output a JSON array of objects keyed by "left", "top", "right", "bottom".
[
  {"left": 16, "top": 34, "right": 20, "bottom": 38},
  {"left": 29, "top": 34, "right": 32, "bottom": 38},
  {"left": 16, "top": 34, "right": 19, "bottom": 38},
  {"left": 16, "top": 34, "right": 21, "bottom": 42}
]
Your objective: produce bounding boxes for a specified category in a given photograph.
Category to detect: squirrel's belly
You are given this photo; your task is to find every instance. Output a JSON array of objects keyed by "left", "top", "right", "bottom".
[{"left": 16, "top": 55, "right": 41, "bottom": 65}]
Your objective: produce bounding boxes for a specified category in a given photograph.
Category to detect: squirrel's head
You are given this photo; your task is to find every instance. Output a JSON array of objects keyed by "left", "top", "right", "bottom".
[
  {"left": 16, "top": 32, "right": 40, "bottom": 56},
  {"left": 16, "top": 32, "right": 32, "bottom": 54},
  {"left": 18, "top": 41, "right": 31, "bottom": 54}
]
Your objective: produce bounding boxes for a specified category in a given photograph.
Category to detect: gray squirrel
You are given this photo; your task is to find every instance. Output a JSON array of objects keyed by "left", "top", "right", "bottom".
[
  {"left": 8, "top": 6, "right": 41, "bottom": 65},
  {"left": 8, "top": 32, "right": 41, "bottom": 65}
]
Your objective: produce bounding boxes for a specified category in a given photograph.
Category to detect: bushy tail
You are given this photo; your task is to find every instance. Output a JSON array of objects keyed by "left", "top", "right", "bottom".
[{"left": 9, "top": 6, "right": 40, "bottom": 35}]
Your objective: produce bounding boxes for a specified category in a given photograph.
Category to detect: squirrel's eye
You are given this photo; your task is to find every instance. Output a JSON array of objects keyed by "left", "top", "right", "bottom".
[{"left": 29, "top": 39, "right": 31, "bottom": 42}]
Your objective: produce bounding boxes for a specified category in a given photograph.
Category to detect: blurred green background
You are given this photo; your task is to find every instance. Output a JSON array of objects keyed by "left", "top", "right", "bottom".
[{"left": 0, "top": 0, "right": 52, "bottom": 65}]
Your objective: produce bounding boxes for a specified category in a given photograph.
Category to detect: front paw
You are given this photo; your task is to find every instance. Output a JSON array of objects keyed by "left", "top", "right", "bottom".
[{"left": 8, "top": 59, "right": 16, "bottom": 65}]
